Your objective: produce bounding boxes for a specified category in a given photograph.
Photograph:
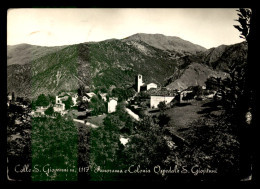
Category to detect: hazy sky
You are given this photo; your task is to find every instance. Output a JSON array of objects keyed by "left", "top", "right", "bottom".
[{"left": 7, "top": 8, "right": 245, "bottom": 49}]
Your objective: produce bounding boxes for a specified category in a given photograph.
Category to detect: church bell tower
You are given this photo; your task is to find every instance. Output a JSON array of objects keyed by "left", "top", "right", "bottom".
[{"left": 136, "top": 74, "right": 143, "bottom": 93}]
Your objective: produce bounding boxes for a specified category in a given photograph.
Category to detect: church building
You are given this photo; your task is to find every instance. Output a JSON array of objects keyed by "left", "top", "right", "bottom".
[{"left": 135, "top": 74, "right": 157, "bottom": 92}]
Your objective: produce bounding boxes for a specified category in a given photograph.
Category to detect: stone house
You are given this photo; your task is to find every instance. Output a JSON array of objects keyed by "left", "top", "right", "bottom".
[
  {"left": 108, "top": 97, "right": 118, "bottom": 113},
  {"left": 82, "top": 92, "right": 96, "bottom": 102},
  {"left": 72, "top": 94, "right": 78, "bottom": 106},
  {"left": 100, "top": 93, "right": 107, "bottom": 102},
  {"left": 53, "top": 95, "right": 66, "bottom": 114},
  {"left": 32, "top": 106, "right": 48, "bottom": 117},
  {"left": 150, "top": 95, "right": 175, "bottom": 109},
  {"left": 146, "top": 83, "right": 158, "bottom": 90},
  {"left": 180, "top": 89, "right": 193, "bottom": 103}
]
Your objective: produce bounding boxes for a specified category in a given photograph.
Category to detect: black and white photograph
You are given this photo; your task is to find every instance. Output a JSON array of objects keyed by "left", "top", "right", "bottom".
[{"left": 6, "top": 8, "right": 257, "bottom": 182}]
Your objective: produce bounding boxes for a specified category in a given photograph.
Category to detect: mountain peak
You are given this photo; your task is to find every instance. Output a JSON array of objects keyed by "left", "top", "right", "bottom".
[
  {"left": 124, "top": 33, "right": 179, "bottom": 41},
  {"left": 123, "top": 33, "right": 207, "bottom": 54}
]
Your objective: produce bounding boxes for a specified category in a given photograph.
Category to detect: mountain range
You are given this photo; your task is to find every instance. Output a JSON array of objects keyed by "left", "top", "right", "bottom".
[{"left": 7, "top": 33, "right": 248, "bottom": 99}]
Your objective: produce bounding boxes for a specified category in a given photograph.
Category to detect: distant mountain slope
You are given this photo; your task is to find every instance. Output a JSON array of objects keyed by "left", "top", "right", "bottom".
[
  {"left": 197, "top": 41, "right": 248, "bottom": 71},
  {"left": 199, "top": 45, "right": 228, "bottom": 66},
  {"left": 123, "top": 33, "right": 207, "bottom": 54},
  {"left": 7, "top": 45, "right": 79, "bottom": 98},
  {"left": 7, "top": 64, "right": 32, "bottom": 97},
  {"left": 7, "top": 37, "right": 182, "bottom": 99},
  {"left": 7, "top": 34, "right": 247, "bottom": 99},
  {"left": 166, "top": 63, "right": 227, "bottom": 91},
  {"left": 7, "top": 43, "right": 68, "bottom": 65},
  {"left": 165, "top": 42, "right": 248, "bottom": 91}
]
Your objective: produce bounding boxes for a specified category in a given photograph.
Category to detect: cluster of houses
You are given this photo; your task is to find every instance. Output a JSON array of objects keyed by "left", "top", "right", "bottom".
[
  {"left": 21, "top": 73, "right": 219, "bottom": 118},
  {"left": 31, "top": 90, "right": 119, "bottom": 117},
  {"left": 30, "top": 74, "right": 158, "bottom": 117},
  {"left": 7, "top": 93, "right": 30, "bottom": 109},
  {"left": 31, "top": 92, "right": 77, "bottom": 117},
  {"left": 134, "top": 74, "right": 192, "bottom": 109},
  {"left": 131, "top": 74, "right": 218, "bottom": 111}
]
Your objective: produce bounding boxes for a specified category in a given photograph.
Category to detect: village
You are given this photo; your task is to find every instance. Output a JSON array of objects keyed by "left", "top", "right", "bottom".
[
  {"left": 7, "top": 74, "right": 221, "bottom": 129},
  {"left": 7, "top": 73, "right": 232, "bottom": 181}
]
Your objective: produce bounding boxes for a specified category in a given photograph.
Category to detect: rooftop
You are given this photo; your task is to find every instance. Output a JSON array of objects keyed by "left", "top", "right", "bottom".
[{"left": 146, "top": 88, "right": 178, "bottom": 97}]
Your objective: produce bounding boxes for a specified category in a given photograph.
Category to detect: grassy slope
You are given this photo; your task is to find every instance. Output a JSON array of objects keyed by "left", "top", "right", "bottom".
[
  {"left": 150, "top": 99, "right": 223, "bottom": 139},
  {"left": 166, "top": 100, "right": 207, "bottom": 134}
]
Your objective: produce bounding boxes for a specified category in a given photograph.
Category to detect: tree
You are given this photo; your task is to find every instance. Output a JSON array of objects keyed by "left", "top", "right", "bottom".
[
  {"left": 111, "top": 88, "right": 125, "bottom": 101},
  {"left": 125, "top": 88, "right": 136, "bottom": 99},
  {"left": 234, "top": 8, "right": 255, "bottom": 181},
  {"left": 181, "top": 114, "right": 240, "bottom": 180},
  {"left": 31, "top": 100, "right": 37, "bottom": 111},
  {"left": 205, "top": 77, "right": 222, "bottom": 91},
  {"left": 139, "top": 91, "right": 149, "bottom": 99},
  {"left": 78, "top": 85, "right": 86, "bottom": 96},
  {"left": 89, "top": 95, "right": 106, "bottom": 116},
  {"left": 115, "top": 101, "right": 126, "bottom": 117},
  {"left": 63, "top": 96, "right": 73, "bottom": 110},
  {"left": 35, "top": 94, "right": 49, "bottom": 107},
  {"left": 123, "top": 116, "right": 171, "bottom": 178},
  {"left": 48, "top": 95, "right": 56, "bottom": 105},
  {"left": 94, "top": 86, "right": 108, "bottom": 94},
  {"left": 114, "top": 101, "right": 134, "bottom": 134},
  {"left": 158, "top": 101, "right": 167, "bottom": 112},
  {"left": 22, "top": 98, "right": 31, "bottom": 106},
  {"left": 11, "top": 92, "right": 16, "bottom": 103},
  {"left": 234, "top": 8, "right": 252, "bottom": 40},
  {"left": 44, "top": 106, "right": 54, "bottom": 116},
  {"left": 157, "top": 113, "right": 171, "bottom": 128},
  {"left": 77, "top": 120, "right": 91, "bottom": 181},
  {"left": 111, "top": 87, "right": 136, "bottom": 102},
  {"left": 31, "top": 115, "right": 78, "bottom": 181},
  {"left": 89, "top": 114, "right": 123, "bottom": 181},
  {"left": 7, "top": 99, "right": 32, "bottom": 181},
  {"left": 193, "top": 85, "right": 203, "bottom": 97}
]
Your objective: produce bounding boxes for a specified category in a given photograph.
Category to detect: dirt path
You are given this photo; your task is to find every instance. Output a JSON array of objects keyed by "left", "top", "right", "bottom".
[
  {"left": 73, "top": 119, "right": 98, "bottom": 128},
  {"left": 125, "top": 108, "right": 140, "bottom": 121}
]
